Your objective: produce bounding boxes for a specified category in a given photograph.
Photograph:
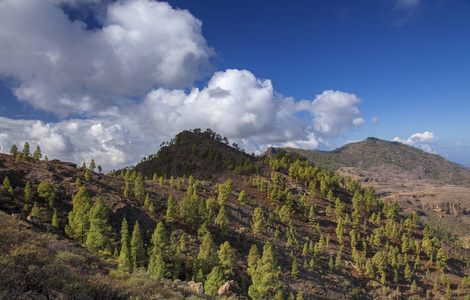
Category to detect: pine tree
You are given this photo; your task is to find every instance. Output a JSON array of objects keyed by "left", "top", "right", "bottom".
[
  {"left": 166, "top": 194, "right": 178, "bottom": 223},
  {"left": 3, "top": 176, "right": 11, "bottom": 190},
  {"left": 215, "top": 205, "right": 229, "bottom": 233},
  {"left": 37, "top": 180, "right": 55, "bottom": 208},
  {"left": 85, "top": 169, "right": 91, "bottom": 181},
  {"left": 134, "top": 174, "right": 145, "bottom": 201},
  {"left": 9, "top": 144, "right": 18, "bottom": 156},
  {"left": 248, "top": 241, "right": 282, "bottom": 299},
  {"left": 23, "top": 142, "right": 30, "bottom": 158},
  {"left": 24, "top": 182, "right": 32, "bottom": 204},
  {"left": 252, "top": 207, "right": 264, "bottom": 235},
  {"left": 97, "top": 165, "right": 102, "bottom": 173},
  {"left": 291, "top": 256, "right": 299, "bottom": 279},
  {"left": 86, "top": 197, "right": 112, "bottom": 253},
  {"left": 411, "top": 279, "right": 417, "bottom": 293},
  {"left": 31, "top": 202, "right": 41, "bottom": 218},
  {"left": 149, "top": 202, "right": 155, "bottom": 213},
  {"left": 119, "top": 218, "right": 131, "bottom": 272},
  {"left": 159, "top": 176, "right": 163, "bottom": 188},
  {"left": 144, "top": 193, "right": 150, "bottom": 208},
  {"left": 297, "top": 291, "right": 304, "bottom": 300},
  {"left": 170, "top": 176, "right": 175, "bottom": 187},
  {"left": 32, "top": 145, "right": 42, "bottom": 160},
  {"left": 248, "top": 244, "right": 260, "bottom": 276},
  {"left": 75, "top": 178, "right": 82, "bottom": 187},
  {"left": 238, "top": 190, "right": 248, "bottom": 205},
  {"left": 149, "top": 252, "right": 166, "bottom": 278},
  {"left": 52, "top": 209, "right": 59, "bottom": 228},
  {"left": 205, "top": 266, "right": 226, "bottom": 297},
  {"left": 89, "top": 159, "right": 96, "bottom": 171},
  {"left": 197, "top": 232, "right": 218, "bottom": 276},
  {"left": 65, "top": 186, "right": 92, "bottom": 244},
  {"left": 130, "top": 221, "right": 145, "bottom": 268},
  {"left": 218, "top": 241, "right": 236, "bottom": 276},
  {"left": 309, "top": 205, "right": 316, "bottom": 226},
  {"left": 177, "top": 178, "right": 183, "bottom": 190},
  {"left": 404, "top": 263, "right": 412, "bottom": 282}
]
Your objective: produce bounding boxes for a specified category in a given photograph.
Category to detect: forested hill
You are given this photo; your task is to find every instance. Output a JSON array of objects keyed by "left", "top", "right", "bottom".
[
  {"left": 132, "top": 129, "right": 255, "bottom": 180},
  {"left": 274, "top": 137, "right": 470, "bottom": 186},
  {"left": 1, "top": 131, "right": 470, "bottom": 299}
]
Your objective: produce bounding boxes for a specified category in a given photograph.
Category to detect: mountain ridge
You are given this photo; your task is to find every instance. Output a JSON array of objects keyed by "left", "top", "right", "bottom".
[{"left": 273, "top": 137, "right": 470, "bottom": 187}]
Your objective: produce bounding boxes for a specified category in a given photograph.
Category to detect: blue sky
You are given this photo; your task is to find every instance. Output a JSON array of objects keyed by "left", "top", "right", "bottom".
[{"left": 0, "top": 0, "right": 469, "bottom": 169}]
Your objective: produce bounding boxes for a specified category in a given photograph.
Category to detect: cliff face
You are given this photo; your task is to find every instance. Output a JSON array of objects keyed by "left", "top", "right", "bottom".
[{"left": 423, "top": 202, "right": 466, "bottom": 216}]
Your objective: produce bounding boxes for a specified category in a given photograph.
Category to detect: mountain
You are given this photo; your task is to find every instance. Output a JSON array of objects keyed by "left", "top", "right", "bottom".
[
  {"left": 275, "top": 137, "right": 470, "bottom": 186},
  {"left": 273, "top": 138, "right": 470, "bottom": 238},
  {"left": 1, "top": 131, "right": 469, "bottom": 299}
]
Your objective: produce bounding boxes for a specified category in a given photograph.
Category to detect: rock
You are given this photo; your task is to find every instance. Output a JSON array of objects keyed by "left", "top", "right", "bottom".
[
  {"left": 217, "top": 280, "right": 239, "bottom": 296},
  {"left": 27, "top": 215, "right": 43, "bottom": 223},
  {"left": 48, "top": 290, "right": 69, "bottom": 300},
  {"left": 18, "top": 291, "right": 48, "bottom": 300},
  {"left": 188, "top": 281, "right": 204, "bottom": 295}
]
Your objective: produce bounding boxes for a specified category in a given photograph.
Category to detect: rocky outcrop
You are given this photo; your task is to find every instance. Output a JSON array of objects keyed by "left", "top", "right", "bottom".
[
  {"left": 188, "top": 281, "right": 204, "bottom": 295},
  {"left": 423, "top": 202, "right": 466, "bottom": 216},
  {"left": 218, "top": 280, "right": 239, "bottom": 296}
]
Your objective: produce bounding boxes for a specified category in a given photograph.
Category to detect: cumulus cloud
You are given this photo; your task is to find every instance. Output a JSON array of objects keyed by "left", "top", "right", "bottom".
[
  {"left": 0, "top": 1, "right": 367, "bottom": 170},
  {"left": 393, "top": 131, "right": 437, "bottom": 153},
  {"left": 296, "top": 90, "right": 365, "bottom": 138},
  {"left": 0, "top": 0, "right": 213, "bottom": 116}
]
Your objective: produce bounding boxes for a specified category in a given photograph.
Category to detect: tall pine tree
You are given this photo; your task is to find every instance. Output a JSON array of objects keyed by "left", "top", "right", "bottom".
[
  {"left": 65, "top": 186, "right": 92, "bottom": 244},
  {"left": 119, "top": 218, "right": 132, "bottom": 272},
  {"left": 248, "top": 241, "right": 282, "bottom": 299},
  {"left": 131, "top": 221, "right": 145, "bottom": 268},
  {"left": 86, "top": 197, "right": 112, "bottom": 253}
]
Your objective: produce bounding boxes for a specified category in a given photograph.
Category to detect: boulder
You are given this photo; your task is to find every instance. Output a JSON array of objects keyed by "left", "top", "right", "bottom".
[
  {"left": 18, "top": 291, "right": 48, "bottom": 300},
  {"left": 188, "top": 281, "right": 204, "bottom": 295},
  {"left": 218, "top": 280, "right": 239, "bottom": 296}
]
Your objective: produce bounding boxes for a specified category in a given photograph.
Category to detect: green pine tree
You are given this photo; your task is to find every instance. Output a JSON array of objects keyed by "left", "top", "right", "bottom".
[
  {"left": 248, "top": 241, "right": 282, "bottom": 299},
  {"left": 252, "top": 207, "right": 264, "bottom": 235},
  {"left": 131, "top": 221, "right": 145, "bottom": 268},
  {"left": 166, "top": 194, "right": 178, "bottom": 223},
  {"left": 291, "top": 256, "right": 299, "bottom": 279},
  {"left": 9, "top": 144, "right": 18, "bottom": 156},
  {"left": 248, "top": 244, "right": 260, "bottom": 276},
  {"left": 37, "top": 180, "right": 55, "bottom": 208},
  {"left": 65, "top": 186, "right": 92, "bottom": 244},
  {"left": 205, "top": 266, "right": 226, "bottom": 297},
  {"left": 238, "top": 190, "right": 248, "bottom": 205},
  {"left": 31, "top": 202, "right": 41, "bottom": 219},
  {"left": 52, "top": 210, "right": 59, "bottom": 228},
  {"left": 32, "top": 145, "right": 42, "bottom": 160},
  {"left": 3, "top": 176, "right": 11, "bottom": 190},
  {"left": 215, "top": 205, "right": 229, "bottom": 233},
  {"left": 197, "top": 232, "right": 218, "bottom": 276},
  {"left": 218, "top": 241, "right": 236, "bottom": 276},
  {"left": 23, "top": 142, "right": 30, "bottom": 158},
  {"left": 24, "top": 181, "right": 32, "bottom": 204},
  {"left": 85, "top": 197, "right": 112, "bottom": 253},
  {"left": 119, "top": 218, "right": 132, "bottom": 272},
  {"left": 89, "top": 159, "right": 96, "bottom": 171},
  {"left": 134, "top": 174, "right": 145, "bottom": 201}
]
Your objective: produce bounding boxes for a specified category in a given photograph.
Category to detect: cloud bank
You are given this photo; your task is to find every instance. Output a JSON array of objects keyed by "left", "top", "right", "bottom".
[{"left": 0, "top": 0, "right": 366, "bottom": 170}]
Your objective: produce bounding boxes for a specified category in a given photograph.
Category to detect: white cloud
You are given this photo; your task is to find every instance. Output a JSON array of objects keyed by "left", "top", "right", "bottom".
[
  {"left": 393, "top": 131, "right": 437, "bottom": 153},
  {"left": 0, "top": 0, "right": 213, "bottom": 116},
  {"left": 0, "top": 1, "right": 368, "bottom": 170},
  {"left": 372, "top": 117, "right": 379, "bottom": 124},
  {"left": 297, "top": 90, "right": 365, "bottom": 138}
]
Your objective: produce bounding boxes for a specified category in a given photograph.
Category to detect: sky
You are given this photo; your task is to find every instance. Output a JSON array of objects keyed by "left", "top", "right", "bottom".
[{"left": 0, "top": 0, "right": 469, "bottom": 170}]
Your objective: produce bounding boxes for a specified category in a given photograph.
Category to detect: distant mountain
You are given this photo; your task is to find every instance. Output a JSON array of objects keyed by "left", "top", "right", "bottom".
[{"left": 274, "top": 137, "right": 470, "bottom": 187}]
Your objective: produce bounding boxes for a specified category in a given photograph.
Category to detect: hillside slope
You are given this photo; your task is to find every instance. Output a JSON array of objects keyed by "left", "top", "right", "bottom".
[{"left": 1, "top": 132, "right": 470, "bottom": 299}]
